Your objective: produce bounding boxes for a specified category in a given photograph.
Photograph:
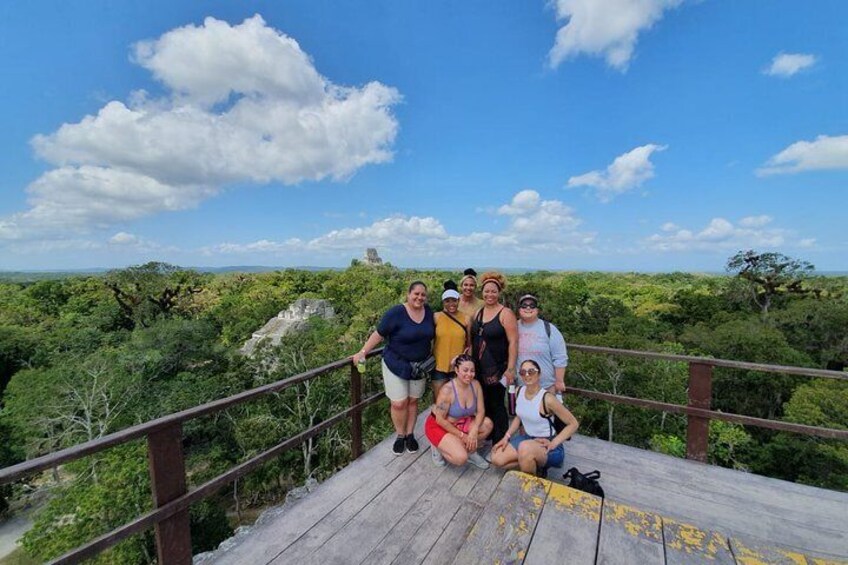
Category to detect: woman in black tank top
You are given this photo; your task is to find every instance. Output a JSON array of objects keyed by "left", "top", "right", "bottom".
[{"left": 471, "top": 272, "right": 517, "bottom": 444}]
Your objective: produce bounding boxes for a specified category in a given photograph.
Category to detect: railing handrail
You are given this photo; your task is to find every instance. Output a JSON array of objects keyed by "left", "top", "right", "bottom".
[
  {"left": 0, "top": 349, "right": 384, "bottom": 485},
  {"left": 2, "top": 343, "right": 846, "bottom": 564},
  {"left": 2, "top": 344, "right": 844, "bottom": 484},
  {"left": 568, "top": 344, "right": 848, "bottom": 380}
]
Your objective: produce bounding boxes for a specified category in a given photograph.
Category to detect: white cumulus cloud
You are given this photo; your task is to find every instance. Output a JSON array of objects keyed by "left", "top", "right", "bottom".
[
  {"left": 567, "top": 143, "right": 667, "bottom": 202},
  {"left": 763, "top": 52, "right": 817, "bottom": 77},
  {"left": 548, "top": 0, "right": 683, "bottom": 70},
  {"left": 646, "top": 216, "right": 792, "bottom": 252},
  {"left": 3, "top": 15, "right": 400, "bottom": 242},
  {"left": 497, "top": 190, "right": 541, "bottom": 215},
  {"left": 210, "top": 190, "right": 595, "bottom": 260},
  {"left": 109, "top": 232, "right": 139, "bottom": 245},
  {"left": 757, "top": 135, "right": 848, "bottom": 176}
]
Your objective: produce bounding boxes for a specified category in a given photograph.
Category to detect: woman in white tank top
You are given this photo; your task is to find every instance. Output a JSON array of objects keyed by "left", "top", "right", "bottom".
[{"left": 490, "top": 359, "right": 579, "bottom": 476}]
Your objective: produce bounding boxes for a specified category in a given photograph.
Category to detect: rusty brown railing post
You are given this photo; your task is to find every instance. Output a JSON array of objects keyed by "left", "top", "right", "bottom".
[
  {"left": 686, "top": 362, "right": 713, "bottom": 462},
  {"left": 148, "top": 423, "right": 192, "bottom": 565},
  {"left": 350, "top": 363, "right": 363, "bottom": 460}
]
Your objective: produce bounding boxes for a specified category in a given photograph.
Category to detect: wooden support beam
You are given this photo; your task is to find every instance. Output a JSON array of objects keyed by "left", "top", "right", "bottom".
[
  {"left": 350, "top": 363, "right": 363, "bottom": 460},
  {"left": 686, "top": 362, "right": 712, "bottom": 463},
  {"left": 148, "top": 424, "right": 192, "bottom": 565}
]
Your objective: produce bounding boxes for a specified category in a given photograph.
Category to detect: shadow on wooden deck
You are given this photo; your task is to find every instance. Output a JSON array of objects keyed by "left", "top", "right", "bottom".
[{"left": 201, "top": 414, "right": 848, "bottom": 565}]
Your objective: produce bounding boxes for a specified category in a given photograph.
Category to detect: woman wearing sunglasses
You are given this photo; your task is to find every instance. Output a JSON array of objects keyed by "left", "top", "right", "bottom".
[
  {"left": 491, "top": 359, "right": 579, "bottom": 476},
  {"left": 515, "top": 294, "right": 568, "bottom": 398}
]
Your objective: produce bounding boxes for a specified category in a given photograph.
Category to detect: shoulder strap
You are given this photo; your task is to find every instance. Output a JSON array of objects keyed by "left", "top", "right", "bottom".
[
  {"left": 544, "top": 319, "right": 551, "bottom": 338},
  {"left": 445, "top": 312, "right": 467, "bottom": 333},
  {"left": 541, "top": 391, "right": 553, "bottom": 417}
]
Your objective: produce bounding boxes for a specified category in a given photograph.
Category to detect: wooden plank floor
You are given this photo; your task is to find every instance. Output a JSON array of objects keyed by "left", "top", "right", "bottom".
[{"left": 201, "top": 416, "right": 848, "bottom": 565}]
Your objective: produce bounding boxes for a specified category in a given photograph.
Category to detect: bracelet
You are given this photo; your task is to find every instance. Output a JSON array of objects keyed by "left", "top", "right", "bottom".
[{"left": 504, "top": 432, "right": 511, "bottom": 440}]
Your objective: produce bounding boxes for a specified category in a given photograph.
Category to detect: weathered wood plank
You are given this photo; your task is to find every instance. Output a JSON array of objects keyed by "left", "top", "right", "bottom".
[
  {"left": 363, "top": 463, "right": 472, "bottom": 565},
  {"left": 524, "top": 482, "right": 601, "bottom": 565},
  {"left": 466, "top": 466, "right": 507, "bottom": 507},
  {"left": 453, "top": 471, "right": 550, "bottom": 565},
  {"left": 596, "top": 499, "right": 664, "bottom": 565},
  {"left": 419, "top": 501, "right": 485, "bottom": 565},
  {"left": 289, "top": 447, "right": 447, "bottom": 564},
  {"left": 663, "top": 517, "right": 734, "bottom": 565},
  {"left": 729, "top": 535, "right": 848, "bottom": 565},
  {"left": 211, "top": 424, "right": 426, "bottom": 564},
  {"left": 568, "top": 434, "right": 848, "bottom": 509},
  {"left": 406, "top": 466, "right": 500, "bottom": 565},
  {"left": 562, "top": 436, "right": 848, "bottom": 557}
]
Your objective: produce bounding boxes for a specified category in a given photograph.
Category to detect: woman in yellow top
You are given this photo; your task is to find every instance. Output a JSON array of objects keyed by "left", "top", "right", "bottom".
[
  {"left": 431, "top": 280, "right": 471, "bottom": 399},
  {"left": 457, "top": 268, "right": 484, "bottom": 319}
]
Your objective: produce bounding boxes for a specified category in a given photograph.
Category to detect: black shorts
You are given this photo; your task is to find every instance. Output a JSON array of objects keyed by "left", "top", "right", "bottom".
[{"left": 431, "top": 370, "right": 451, "bottom": 383}]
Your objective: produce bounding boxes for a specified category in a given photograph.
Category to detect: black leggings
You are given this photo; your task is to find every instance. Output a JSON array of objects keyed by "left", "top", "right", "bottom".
[{"left": 482, "top": 382, "right": 509, "bottom": 444}]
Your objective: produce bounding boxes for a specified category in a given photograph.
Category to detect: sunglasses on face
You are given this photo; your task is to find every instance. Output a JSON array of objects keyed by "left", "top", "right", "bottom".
[
  {"left": 518, "top": 367, "right": 540, "bottom": 376},
  {"left": 519, "top": 302, "right": 538, "bottom": 310}
]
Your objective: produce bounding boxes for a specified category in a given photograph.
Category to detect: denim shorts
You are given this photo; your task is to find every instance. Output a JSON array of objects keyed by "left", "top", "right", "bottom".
[{"left": 508, "top": 433, "right": 565, "bottom": 468}]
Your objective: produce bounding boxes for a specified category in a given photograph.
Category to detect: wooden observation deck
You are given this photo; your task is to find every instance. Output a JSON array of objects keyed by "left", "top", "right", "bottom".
[
  {"left": 2, "top": 346, "right": 847, "bottom": 564},
  {"left": 201, "top": 413, "right": 847, "bottom": 565}
]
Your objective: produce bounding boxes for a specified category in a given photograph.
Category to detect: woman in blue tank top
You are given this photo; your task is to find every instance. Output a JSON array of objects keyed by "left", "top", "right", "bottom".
[{"left": 425, "top": 354, "right": 493, "bottom": 468}]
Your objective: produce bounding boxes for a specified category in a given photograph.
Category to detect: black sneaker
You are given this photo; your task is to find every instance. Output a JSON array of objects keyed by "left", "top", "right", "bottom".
[
  {"left": 405, "top": 435, "right": 419, "bottom": 453},
  {"left": 392, "top": 436, "right": 406, "bottom": 456}
]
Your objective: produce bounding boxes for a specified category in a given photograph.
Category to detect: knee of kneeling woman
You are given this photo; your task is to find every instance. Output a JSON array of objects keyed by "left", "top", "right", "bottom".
[
  {"left": 490, "top": 449, "right": 511, "bottom": 468},
  {"left": 517, "top": 442, "right": 536, "bottom": 461},
  {"left": 445, "top": 449, "right": 468, "bottom": 466},
  {"left": 481, "top": 418, "right": 494, "bottom": 434}
]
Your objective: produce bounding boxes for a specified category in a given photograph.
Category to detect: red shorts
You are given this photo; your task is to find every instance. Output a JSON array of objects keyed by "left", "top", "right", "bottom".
[{"left": 425, "top": 414, "right": 473, "bottom": 447}]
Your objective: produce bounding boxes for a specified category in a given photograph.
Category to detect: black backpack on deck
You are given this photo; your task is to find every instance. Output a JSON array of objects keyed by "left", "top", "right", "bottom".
[{"left": 562, "top": 468, "right": 605, "bottom": 498}]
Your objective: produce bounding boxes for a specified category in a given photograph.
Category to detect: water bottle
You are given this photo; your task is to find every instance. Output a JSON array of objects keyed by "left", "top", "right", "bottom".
[
  {"left": 507, "top": 384, "right": 517, "bottom": 416},
  {"left": 357, "top": 358, "right": 367, "bottom": 374}
]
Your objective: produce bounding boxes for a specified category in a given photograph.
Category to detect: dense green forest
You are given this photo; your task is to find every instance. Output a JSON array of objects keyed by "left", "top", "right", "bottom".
[{"left": 1, "top": 253, "right": 846, "bottom": 563}]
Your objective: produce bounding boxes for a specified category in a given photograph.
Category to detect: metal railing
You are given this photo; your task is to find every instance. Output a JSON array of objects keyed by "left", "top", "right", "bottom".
[{"left": 1, "top": 345, "right": 846, "bottom": 563}]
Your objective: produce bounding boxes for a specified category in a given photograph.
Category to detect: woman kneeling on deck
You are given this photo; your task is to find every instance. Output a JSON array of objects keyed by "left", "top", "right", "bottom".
[
  {"left": 425, "top": 354, "right": 493, "bottom": 469},
  {"left": 491, "top": 359, "right": 579, "bottom": 477}
]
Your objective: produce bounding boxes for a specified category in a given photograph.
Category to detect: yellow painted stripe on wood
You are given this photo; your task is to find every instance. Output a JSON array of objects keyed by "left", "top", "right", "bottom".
[
  {"left": 603, "top": 499, "right": 663, "bottom": 542},
  {"left": 514, "top": 471, "right": 552, "bottom": 513},
  {"left": 663, "top": 516, "right": 728, "bottom": 559},
  {"left": 732, "top": 537, "right": 812, "bottom": 565},
  {"left": 545, "top": 481, "right": 602, "bottom": 522}
]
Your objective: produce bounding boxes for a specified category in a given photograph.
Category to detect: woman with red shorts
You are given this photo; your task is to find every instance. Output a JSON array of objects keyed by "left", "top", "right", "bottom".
[{"left": 425, "top": 354, "right": 493, "bottom": 468}]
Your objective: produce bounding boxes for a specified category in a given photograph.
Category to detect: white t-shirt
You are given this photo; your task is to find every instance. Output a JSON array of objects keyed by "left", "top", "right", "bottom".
[{"left": 516, "top": 318, "right": 568, "bottom": 391}]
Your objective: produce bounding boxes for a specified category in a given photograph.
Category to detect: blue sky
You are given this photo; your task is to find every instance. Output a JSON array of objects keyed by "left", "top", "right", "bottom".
[{"left": 1, "top": 1, "right": 845, "bottom": 272}]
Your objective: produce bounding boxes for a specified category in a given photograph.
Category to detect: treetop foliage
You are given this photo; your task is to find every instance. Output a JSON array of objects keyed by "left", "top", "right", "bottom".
[{"left": 0, "top": 254, "right": 846, "bottom": 561}]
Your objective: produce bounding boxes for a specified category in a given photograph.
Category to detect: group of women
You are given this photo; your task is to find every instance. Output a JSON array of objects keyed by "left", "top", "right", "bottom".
[{"left": 352, "top": 269, "right": 579, "bottom": 476}]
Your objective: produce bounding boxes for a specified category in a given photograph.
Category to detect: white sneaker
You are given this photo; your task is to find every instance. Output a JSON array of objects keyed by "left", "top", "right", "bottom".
[
  {"left": 467, "top": 451, "right": 490, "bottom": 470},
  {"left": 431, "top": 448, "right": 446, "bottom": 467}
]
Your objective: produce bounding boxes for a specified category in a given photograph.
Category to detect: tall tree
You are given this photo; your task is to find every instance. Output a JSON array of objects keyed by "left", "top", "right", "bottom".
[
  {"left": 726, "top": 250, "right": 814, "bottom": 317},
  {"left": 104, "top": 262, "right": 206, "bottom": 329}
]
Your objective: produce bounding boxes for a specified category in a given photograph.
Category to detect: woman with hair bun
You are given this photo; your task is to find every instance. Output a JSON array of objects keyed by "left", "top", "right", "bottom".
[
  {"left": 471, "top": 271, "right": 517, "bottom": 444},
  {"left": 425, "top": 354, "right": 493, "bottom": 468},
  {"left": 431, "top": 280, "right": 471, "bottom": 399},
  {"left": 457, "top": 268, "right": 484, "bottom": 318}
]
